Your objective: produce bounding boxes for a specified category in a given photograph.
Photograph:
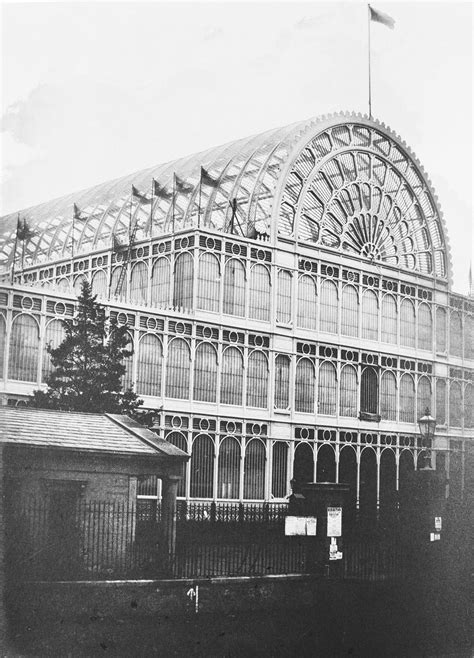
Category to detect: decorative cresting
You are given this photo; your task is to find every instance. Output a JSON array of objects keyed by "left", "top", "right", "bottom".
[{"left": 279, "top": 120, "right": 447, "bottom": 279}]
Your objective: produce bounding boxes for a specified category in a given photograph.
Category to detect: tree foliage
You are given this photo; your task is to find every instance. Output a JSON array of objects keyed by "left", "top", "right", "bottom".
[{"left": 31, "top": 280, "right": 143, "bottom": 415}]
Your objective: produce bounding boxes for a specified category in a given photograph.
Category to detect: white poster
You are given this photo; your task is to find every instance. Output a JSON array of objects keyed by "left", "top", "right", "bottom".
[
  {"left": 285, "top": 516, "right": 317, "bottom": 536},
  {"left": 327, "top": 507, "right": 342, "bottom": 537}
]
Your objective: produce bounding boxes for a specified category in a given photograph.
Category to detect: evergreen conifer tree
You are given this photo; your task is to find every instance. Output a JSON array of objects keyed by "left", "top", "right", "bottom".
[{"left": 31, "top": 280, "right": 143, "bottom": 415}]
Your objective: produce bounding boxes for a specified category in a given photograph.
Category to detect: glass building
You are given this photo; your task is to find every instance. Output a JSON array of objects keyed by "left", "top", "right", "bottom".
[{"left": 0, "top": 113, "right": 472, "bottom": 514}]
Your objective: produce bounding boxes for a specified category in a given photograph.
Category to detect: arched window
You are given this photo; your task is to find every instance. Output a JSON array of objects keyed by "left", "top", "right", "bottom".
[
  {"left": 400, "top": 374, "right": 415, "bottom": 423},
  {"left": 297, "top": 275, "right": 317, "bottom": 329},
  {"left": 223, "top": 259, "right": 246, "bottom": 316},
  {"left": 150, "top": 258, "right": 170, "bottom": 307},
  {"left": 9, "top": 314, "right": 40, "bottom": 382},
  {"left": 277, "top": 270, "right": 292, "bottom": 323},
  {"left": 122, "top": 331, "right": 134, "bottom": 390},
  {"left": 243, "top": 439, "right": 266, "bottom": 499},
  {"left": 249, "top": 264, "right": 270, "bottom": 321},
  {"left": 73, "top": 275, "right": 87, "bottom": 296},
  {"left": 436, "top": 306, "right": 447, "bottom": 352},
  {"left": 218, "top": 437, "right": 240, "bottom": 499},
  {"left": 464, "top": 384, "right": 474, "bottom": 428},
  {"left": 220, "top": 346, "right": 244, "bottom": 405},
  {"left": 381, "top": 294, "right": 397, "bottom": 343},
  {"left": 129, "top": 262, "right": 148, "bottom": 305},
  {"left": 271, "top": 442, "right": 288, "bottom": 498},
  {"left": 380, "top": 371, "right": 397, "bottom": 420},
  {"left": 319, "top": 280, "right": 338, "bottom": 333},
  {"left": 362, "top": 290, "right": 379, "bottom": 340},
  {"left": 136, "top": 334, "right": 162, "bottom": 396},
  {"left": 293, "top": 442, "right": 314, "bottom": 483},
  {"left": 190, "top": 434, "right": 214, "bottom": 498},
  {"left": 197, "top": 252, "right": 220, "bottom": 312},
  {"left": 436, "top": 379, "right": 446, "bottom": 425},
  {"left": 165, "top": 338, "right": 190, "bottom": 399},
  {"left": 295, "top": 358, "right": 315, "bottom": 413},
  {"left": 318, "top": 361, "right": 337, "bottom": 415},
  {"left": 193, "top": 342, "right": 218, "bottom": 402},
  {"left": 91, "top": 270, "right": 108, "bottom": 298},
  {"left": 110, "top": 268, "right": 127, "bottom": 300},
  {"left": 379, "top": 449, "right": 397, "bottom": 513},
  {"left": 465, "top": 315, "right": 474, "bottom": 360},
  {"left": 42, "top": 319, "right": 65, "bottom": 382},
  {"left": 317, "top": 444, "right": 336, "bottom": 483},
  {"left": 166, "top": 431, "right": 188, "bottom": 497},
  {"left": 0, "top": 314, "right": 5, "bottom": 379},
  {"left": 339, "top": 364, "right": 357, "bottom": 416},
  {"left": 449, "top": 381, "right": 462, "bottom": 427},
  {"left": 400, "top": 299, "right": 416, "bottom": 347},
  {"left": 173, "top": 252, "right": 194, "bottom": 309},
  {"left": 360, "top": 366, "right": 378, "bottom": 415},
  {"left": 56, "top": 278, "right": 71, "bottom": 293},
  {"left": 246, "top": 350, "right": 268, "bottom": 408},
  {"left": 449, "top": 312, "right": 462, "bottom": 357},
  {"left": 417, "top": 376, "right": 432, "bottom": 418},
  {"left": 417, "top": 303, "right": 432, "bottom": 351},
  {"left": 341, "top": 285, "right": 358, "bottom": 337},
  {"left": 274, "top": 354, "right": 290, "bottom": 410}
]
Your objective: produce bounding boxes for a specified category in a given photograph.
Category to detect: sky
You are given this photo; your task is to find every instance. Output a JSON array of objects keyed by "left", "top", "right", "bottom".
[{"left": 0, "top": 1, "right": 472, "bottom": 293}]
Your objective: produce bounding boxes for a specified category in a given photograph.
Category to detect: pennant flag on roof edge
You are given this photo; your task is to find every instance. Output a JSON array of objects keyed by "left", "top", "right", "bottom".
[
  {"left": 369, "top": 5, "right": 395, "bottom": 29},
  {"left": 153, "top": 179, "right": 173, "bottom": 199},
  {"left": 175, "top": 175, "right": 194, "bottom": 194},
  {"left": 73, "top": 203, "right": 87, "bottom": 220},
  {"left": 201, "top": 166, "right": 219, "bottom": 188},
  {"left": 132, "top": 185, "right": 152, "bottom": 204},
  {"left": 112, "top": 234, "right": 127, "bottom": 253},
  {"left": 16, "top": 217, "right": 35, "bottom": 242}
]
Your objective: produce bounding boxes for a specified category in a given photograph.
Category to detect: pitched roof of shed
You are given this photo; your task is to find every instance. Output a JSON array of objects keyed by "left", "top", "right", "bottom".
[{"left": 0, "top": 407, "right": 188, "bottom": 460}]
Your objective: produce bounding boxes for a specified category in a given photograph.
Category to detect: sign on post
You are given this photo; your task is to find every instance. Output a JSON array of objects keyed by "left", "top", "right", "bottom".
[{"left": 327, "top": 507, "right": 342, "bottom": 537}]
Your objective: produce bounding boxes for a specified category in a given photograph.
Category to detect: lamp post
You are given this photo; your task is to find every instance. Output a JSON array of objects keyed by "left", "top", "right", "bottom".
[{"left": 418, "top": 407, "right": 437, "bottom": 470}]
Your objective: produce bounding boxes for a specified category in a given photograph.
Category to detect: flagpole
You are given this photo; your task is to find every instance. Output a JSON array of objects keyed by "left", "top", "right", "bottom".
[
  {"left": 368, "top": 4, "right": 372, "bottom": 119},
  {"left": 198, "top": 168, "right": 202, "bottom": 229},
  {"left": 172, "top": 173, "right": 176, "bottom": 235},
  {"left": 11, "top": 214, "right": 20, "bottom": 285}
]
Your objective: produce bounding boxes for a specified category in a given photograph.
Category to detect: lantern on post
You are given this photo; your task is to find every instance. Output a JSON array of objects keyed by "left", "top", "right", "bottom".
[{"left": 418, "top": 408, "right": 437, "bottom": 469}]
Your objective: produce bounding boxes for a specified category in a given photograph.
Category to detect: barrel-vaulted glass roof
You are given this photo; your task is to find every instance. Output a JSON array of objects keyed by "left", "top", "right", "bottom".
[{"left": 0, "top": 112, "right": 452, "bottom": 282}]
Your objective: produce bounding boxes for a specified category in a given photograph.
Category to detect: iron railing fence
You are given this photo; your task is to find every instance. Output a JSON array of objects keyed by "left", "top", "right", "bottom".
[{"left": 7, "top": 498, "right": 413, "bottom": 582}]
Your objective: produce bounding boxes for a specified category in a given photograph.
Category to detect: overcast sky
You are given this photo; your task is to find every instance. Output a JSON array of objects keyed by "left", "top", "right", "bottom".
[{"left": 1, "top": 1, "right": 472, "bottom": 293}]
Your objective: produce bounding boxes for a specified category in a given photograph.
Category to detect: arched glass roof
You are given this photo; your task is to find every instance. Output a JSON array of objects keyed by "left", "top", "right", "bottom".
[{"left": 0, "top": 112, "right": 452, "bottom": 282}]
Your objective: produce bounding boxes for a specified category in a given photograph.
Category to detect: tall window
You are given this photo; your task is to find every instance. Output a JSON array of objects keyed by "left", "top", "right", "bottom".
[
  {"left": 277, "top": 270, "right": 292, "bottom": 323},
  {"left": 341, "top": 285, "right": 358, "bottom": 337},
  {"left": 362, "top": 290, "right": 379, "bottom": 340},
  {"left": 465, "top": 315, "right": 474, "bottom": 360},
  {"left": 271, "top": 442, "right": 288, "bottom": 498},
  {"left": 0, "top": 314, "right": 5, "bottom": 378},
  {"left": 110, "top": 269, "right": 127, "bottom": 300},
  {"left": 73, "top": 275, "right": 87, "bottom": 296},
  {"left": 449, "top": 381, "right": 462, "bottom": 427},
  {"left": 381, "top": 294, "right": 397, "bottom": 343},
  {"left": 197, "top": 252, "right": 220, "bottom": 312},
  {"left": 417, "top": 303, "right": 432, "bottom": 351},
  {"left": 400, "top": 299, "right": 416, "bottom": 347},
  {"left": 122, "top": 331, "right": 134, "bottom": 390},
  {"left": 136, "top": 334, "right": 162, "bottom": 396},
  {"left": 193, "top": 342, "right": 218, "bottom": 402},
  {"left": 360, "top": 366, "right": 378, "bottom": 414},
  {"left": 173, "top": 252, "right": 194, "bottom": 309},
  {"left": 129, "top": 262, "right": 148, "bottom": 305},
  {"left": 190, "top": 434, "right": 214, "bottom": 498},
  {"left": 339, "top": 364, "right": 357, "bottom": 416},
  {"left": 295, "top": 358, "right": 315, "bottom": 413},
  {"left": 464, "top": 384, "right": 474, "bottom": 428},
  {"left": 297, "top": 275, "right": 317, "bottom": 329},
  {"left": 380, "top": 371, "right": 397, "bottom": 420},
  {"left": 435, "top": 306, "right": 447, "bottom": 352},
  {"left": 165, "top": 338, "right": 190, "bottom": 399},
  {"left": 318, "top": 361, "right": 337, "bottom": 415},
  {"left": 293, "top": 442, "right": 314, "bottom": 483},
  {"left": 218, "top": 437, "right": 240, "bottom": 499},
  {"left": 417, "top": 376, "right": 432, "bottom": 418},
  {"left": 319, "top": 280, "right": 338, "bottom": 333},
  {"left": 274, "top": 354, "right": 290, "bottom": 410},
  {"left": 166, "top": 431, "right": 188, "bottom": 496},
  {"left": 243, "top": 439, "right": 266, "bottom": 499},
  {"left": 435, "top": 379, "right": 446, "bottom": 425},
  {"left": 9, "top": 314, "right": 39, "bottom": 382},
  {"left": 220, "top": 347, "right": 244, "bottom": 405},
  {"left": 91, "top": 270, "right": 108, "bottom": 298},
  {"left": 249, "top": 264, "right": 270, "bottom": 322},
  {"left": 150, "top": 258, "right": 170, "bottom": 306},
  {"left": 246, "top": 350, "right": 268, "bottom": 408},
  {"left": 449, "top": 312, "right": 462, "bottom": 357},
  {"left": 42, "top": 319, "right": 65, "bottom": 382},
  {"left": 223, "top": 259, "right": 246, "bottom": 316},
  {"left": 400, "top": 374, "right": 415, "bottom": 423}
]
